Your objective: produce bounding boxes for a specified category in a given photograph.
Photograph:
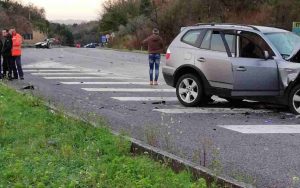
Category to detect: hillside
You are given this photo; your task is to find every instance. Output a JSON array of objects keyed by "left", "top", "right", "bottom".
[
  {"left": 68, "top": 21, "right": 99, "bottom": 45},
  {"left": 0, "top": 0, "right": 48, "bottom": 34},
  {"left": 0, "top": 0, "right": 74, "bottom": 46},
  {"left": 97, "top": 0, "right": 300, "bottom": 49}
]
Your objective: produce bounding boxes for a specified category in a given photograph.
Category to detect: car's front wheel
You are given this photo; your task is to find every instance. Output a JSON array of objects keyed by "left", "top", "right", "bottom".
[
  {"left": 289, "top": 84, "right": 300, "bottom": 114},
  {"left": 176, "top": 74, "right": 203, "bottom": 107}
]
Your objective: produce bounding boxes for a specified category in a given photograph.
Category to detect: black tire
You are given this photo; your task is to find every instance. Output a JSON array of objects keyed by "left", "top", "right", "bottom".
[
  {"left": 288, "top": 84, "right": 300, "bottom": 114},
  {"left": 176, "top": 74, "right": 203, "bottom": 107}
]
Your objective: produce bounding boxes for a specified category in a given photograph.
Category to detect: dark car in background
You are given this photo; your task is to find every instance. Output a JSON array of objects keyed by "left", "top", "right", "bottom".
[{"left": 84, "top": 43, "right": 99, "bottom": 48}]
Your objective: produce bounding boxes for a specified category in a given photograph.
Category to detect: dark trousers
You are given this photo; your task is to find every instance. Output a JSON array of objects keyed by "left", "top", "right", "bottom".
[
  {"left": 2, "top": 56, "right": 10, "bottom": 78},
  {"left": 11, "top": 56, "right": 23, "bottom": 78}
]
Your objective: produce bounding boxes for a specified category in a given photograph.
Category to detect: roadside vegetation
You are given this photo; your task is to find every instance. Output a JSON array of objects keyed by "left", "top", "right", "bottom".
[
  {"left": 0, "top": 83, "right": 206, "bottom": 187},
  {"left": 3, "top": 0, "right": 300, "bottom": 48},
  {"left": 96, "top": 0, "right": 300, "bottom": 50}
]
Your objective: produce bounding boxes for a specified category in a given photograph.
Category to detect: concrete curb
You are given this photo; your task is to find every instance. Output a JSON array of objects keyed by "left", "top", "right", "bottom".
[
  {"left": 6, "top": 83, "right": 253, "bottom": 188},
  {"left": 130, "top": 139, "right": 253, "bottom": 188}
]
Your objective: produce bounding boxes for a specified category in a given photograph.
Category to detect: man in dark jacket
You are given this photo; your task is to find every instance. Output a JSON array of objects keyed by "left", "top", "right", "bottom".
[
  {"left": 1, "top": 29, "right": 13, "bottom": 80},
  {"left": 142, "top": 28, "right": 164, "bottom": 85},
  {"left": 0, "top": 36, "right": 3, "bottom": 79}
]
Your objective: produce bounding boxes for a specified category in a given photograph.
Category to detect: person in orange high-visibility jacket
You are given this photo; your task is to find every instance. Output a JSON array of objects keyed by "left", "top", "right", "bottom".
[{"left": 10, "top": 28, "right": 23, "bottom": 80}]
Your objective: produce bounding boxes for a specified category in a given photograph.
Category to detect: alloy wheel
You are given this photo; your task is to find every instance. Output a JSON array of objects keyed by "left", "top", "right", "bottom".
[
  {"left": 292, "top": 88, "right": 300, "bottom": 114},
  {"left": 178, "top": 78, "right": 198, "bottom": 104}
]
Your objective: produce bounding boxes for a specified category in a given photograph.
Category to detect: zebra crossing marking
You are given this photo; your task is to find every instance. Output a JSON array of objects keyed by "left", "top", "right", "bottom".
[
  {"left": 43, "top": 77, "right": 133, "bottom": 80},
  {"left": 218, "top": 124, "right": 300, "bottom": 134},
  {"left": 82, "top": 88, "right": 175, "bottom": 92},
  {"left": 111, "top": 97, "right": 178, "bottom": 101},
  {"left": 60, "top": 82, "right": 150, "bottom": 85},
  {"left": 31, "top": 72, "right": 110, "bottom": 76},
  {"left": 24, "top": 69, "right": 79, "bottom": 72},
  {"left": 23, "top": 61, "right": 75, "bottom": 69},
  {"left": 153, "top": 108, "right": 271, "bottom": 114}
]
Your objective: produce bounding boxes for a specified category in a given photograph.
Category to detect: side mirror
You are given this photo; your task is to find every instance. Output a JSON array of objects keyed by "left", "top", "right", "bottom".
[{"left": 264, "top": 51, "right": 270, "bottom": 60}]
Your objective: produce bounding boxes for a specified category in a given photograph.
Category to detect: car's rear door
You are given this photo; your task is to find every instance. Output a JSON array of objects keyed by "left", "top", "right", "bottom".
[{"left": 194, "top": 29, "right": 235, "bottom": 90}]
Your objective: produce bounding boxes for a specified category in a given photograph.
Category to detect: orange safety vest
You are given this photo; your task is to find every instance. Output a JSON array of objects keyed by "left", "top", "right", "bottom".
[{"left": 12, "top": 33, "right": 22, "bottom": 56}]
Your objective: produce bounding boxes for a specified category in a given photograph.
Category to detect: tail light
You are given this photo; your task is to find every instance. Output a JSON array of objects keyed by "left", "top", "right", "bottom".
[{"left": 166, "top": 49, "right": 171, "bottom": 60}]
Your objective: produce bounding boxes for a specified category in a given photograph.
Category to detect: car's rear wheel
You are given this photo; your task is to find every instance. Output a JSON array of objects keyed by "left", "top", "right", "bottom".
[
  {"left": 176, "top": 74, "right": 203, "bottom": 107},
  {"left": 289, "top": 84, "right": 300, "bottom": 114}
]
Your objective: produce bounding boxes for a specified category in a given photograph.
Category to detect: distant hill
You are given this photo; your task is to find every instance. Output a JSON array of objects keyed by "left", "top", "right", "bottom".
[
  {"left": 0, "top": 0, "right": 75, "bottom": 46},
  {"left": 68, "top": 21, "right": 99, "bottom": 45},
  {"left": 0, "top": 0, "right": 48, "bottom": 34}
]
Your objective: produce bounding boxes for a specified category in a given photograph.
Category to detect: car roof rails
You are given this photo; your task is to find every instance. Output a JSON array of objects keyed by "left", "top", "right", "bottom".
[{"left": 193, "top": 23, "right": 260, "bottom": 31}]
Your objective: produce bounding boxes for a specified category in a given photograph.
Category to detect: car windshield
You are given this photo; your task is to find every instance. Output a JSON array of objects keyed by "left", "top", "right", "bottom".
[{"left": 266, "top": 32, "right": 300, "bottom": 59}]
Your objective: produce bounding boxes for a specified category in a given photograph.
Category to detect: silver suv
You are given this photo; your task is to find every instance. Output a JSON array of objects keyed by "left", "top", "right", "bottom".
[{"left": 163, "top": 23, "right": 300, "bottom": 114}]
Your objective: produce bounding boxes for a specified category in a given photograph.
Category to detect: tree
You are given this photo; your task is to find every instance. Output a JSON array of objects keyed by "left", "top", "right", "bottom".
[
  {"left": 140, "top": 0, "right": 152, "bottom": 16},
  {"left": 99, "top": 0, "right": 140, "bottom": 32},
  {"left": 97, "top": 0, "right": 300, "bottom": 50}
]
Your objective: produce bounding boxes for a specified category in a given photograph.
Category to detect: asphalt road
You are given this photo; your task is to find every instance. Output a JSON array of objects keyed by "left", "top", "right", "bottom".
[{"left": 10, "top": 47, "right": 300, "bottom": 187}]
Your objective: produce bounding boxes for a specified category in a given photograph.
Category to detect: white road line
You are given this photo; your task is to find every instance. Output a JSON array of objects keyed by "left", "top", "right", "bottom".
[
  {"left": 82, "top": 88, "right": 176, "bottom": 92},
  {"left": 111, "top": 97, "right": 178, "bottom": 101},
  {"left": 23, "top": 61, "right": 75, "bottom": 69},
  {"left": 218, "top": 125, "right": 300, "bottom": 134},
  {"left": 44, "top": 77, "right": 133, "bottom": 80},
  {"left": 61, "top": 82, "right": 150, "bottom": 85},
  {"left": 153, "top": 108, "right": 271, "bottom": 114},
  {"left": 32, "top": 72, "right": 110, "bottom": 76},
  {"left": 24, "top": 69, "right": 79, "bottom": 72}
]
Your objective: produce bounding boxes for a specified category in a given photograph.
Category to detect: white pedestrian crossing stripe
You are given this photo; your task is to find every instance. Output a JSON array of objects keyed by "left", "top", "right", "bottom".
[
  {"left": 111, "top": 97, "right": 178, "bottom": 101},
  {"left": 218, "top": 124, "right": 300, "bottom": 134},
  {"left": 61, "top": 82, "right": 150, "bottom": 85},
  {"left": 23, "top": 61, "right": 75, "bottom": 69},
  {"left": 153, "top": 108, "right": 271, "bottom": 114},
  {"left": 82, "top": 88, "right": 175, "bottom": 92},
  {"left": 24, "top": 69, "right": 79, "bottom": 72},
  {"left": 43, "top": 77, "right": 133, "bottom": 80},
  {"left": 31, "top": 72, "right": 110, "bottom": 76}
]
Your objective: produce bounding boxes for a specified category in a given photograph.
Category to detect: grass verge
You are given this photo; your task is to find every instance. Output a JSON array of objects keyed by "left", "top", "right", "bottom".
[{"left": 0, "top": 84, "right": 206, "bottom": 188}]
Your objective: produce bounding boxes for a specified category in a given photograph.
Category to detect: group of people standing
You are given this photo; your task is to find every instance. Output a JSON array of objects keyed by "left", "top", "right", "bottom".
[{"left": 0, "top": 28, "right": 24, "bottom": 80}]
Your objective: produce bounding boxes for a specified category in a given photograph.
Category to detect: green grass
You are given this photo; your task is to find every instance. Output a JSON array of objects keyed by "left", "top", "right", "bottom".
[{"left": 0, "top": 84, "right": 206, "bottom": 188}]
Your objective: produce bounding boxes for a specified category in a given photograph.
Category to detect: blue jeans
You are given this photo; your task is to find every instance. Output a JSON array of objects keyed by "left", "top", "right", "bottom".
[{"left": 149, "top": 53, "right": 160, "bottom": 81}]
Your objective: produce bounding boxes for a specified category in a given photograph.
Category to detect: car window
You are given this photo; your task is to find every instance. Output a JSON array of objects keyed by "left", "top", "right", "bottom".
[
  {"left": 239, "top": 31, "right": 274, "bottom": 59},
  {"left": 266, "top": 32, "right": 300, "bottom": 59},
  {"left": 200, "top": 30, "right": 236, "bottom": 54},
  {"left": 181, "top": 30, "right": 203, "bottom": 47},
  {"left": 200, "top": 30, "right": 212, "bottom": 49},
  {"left": 225, "top": 34, "right": 236, "bottom": 54},
  {"left": 211, "top": 31, "right": 226, "bottom": 52}
]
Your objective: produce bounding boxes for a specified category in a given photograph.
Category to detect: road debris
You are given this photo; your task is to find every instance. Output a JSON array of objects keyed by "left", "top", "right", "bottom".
[
  {"left": 152, "top": 101, "right": 166, "bottom": 105},
  {"left": 22, "top": 85, "right": 34, "bottom": 90}
]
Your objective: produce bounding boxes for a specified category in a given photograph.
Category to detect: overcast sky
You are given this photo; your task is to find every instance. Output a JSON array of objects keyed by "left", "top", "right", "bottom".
[{"left": 21, "top": 0, "right": 105, "bottom": 21}]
